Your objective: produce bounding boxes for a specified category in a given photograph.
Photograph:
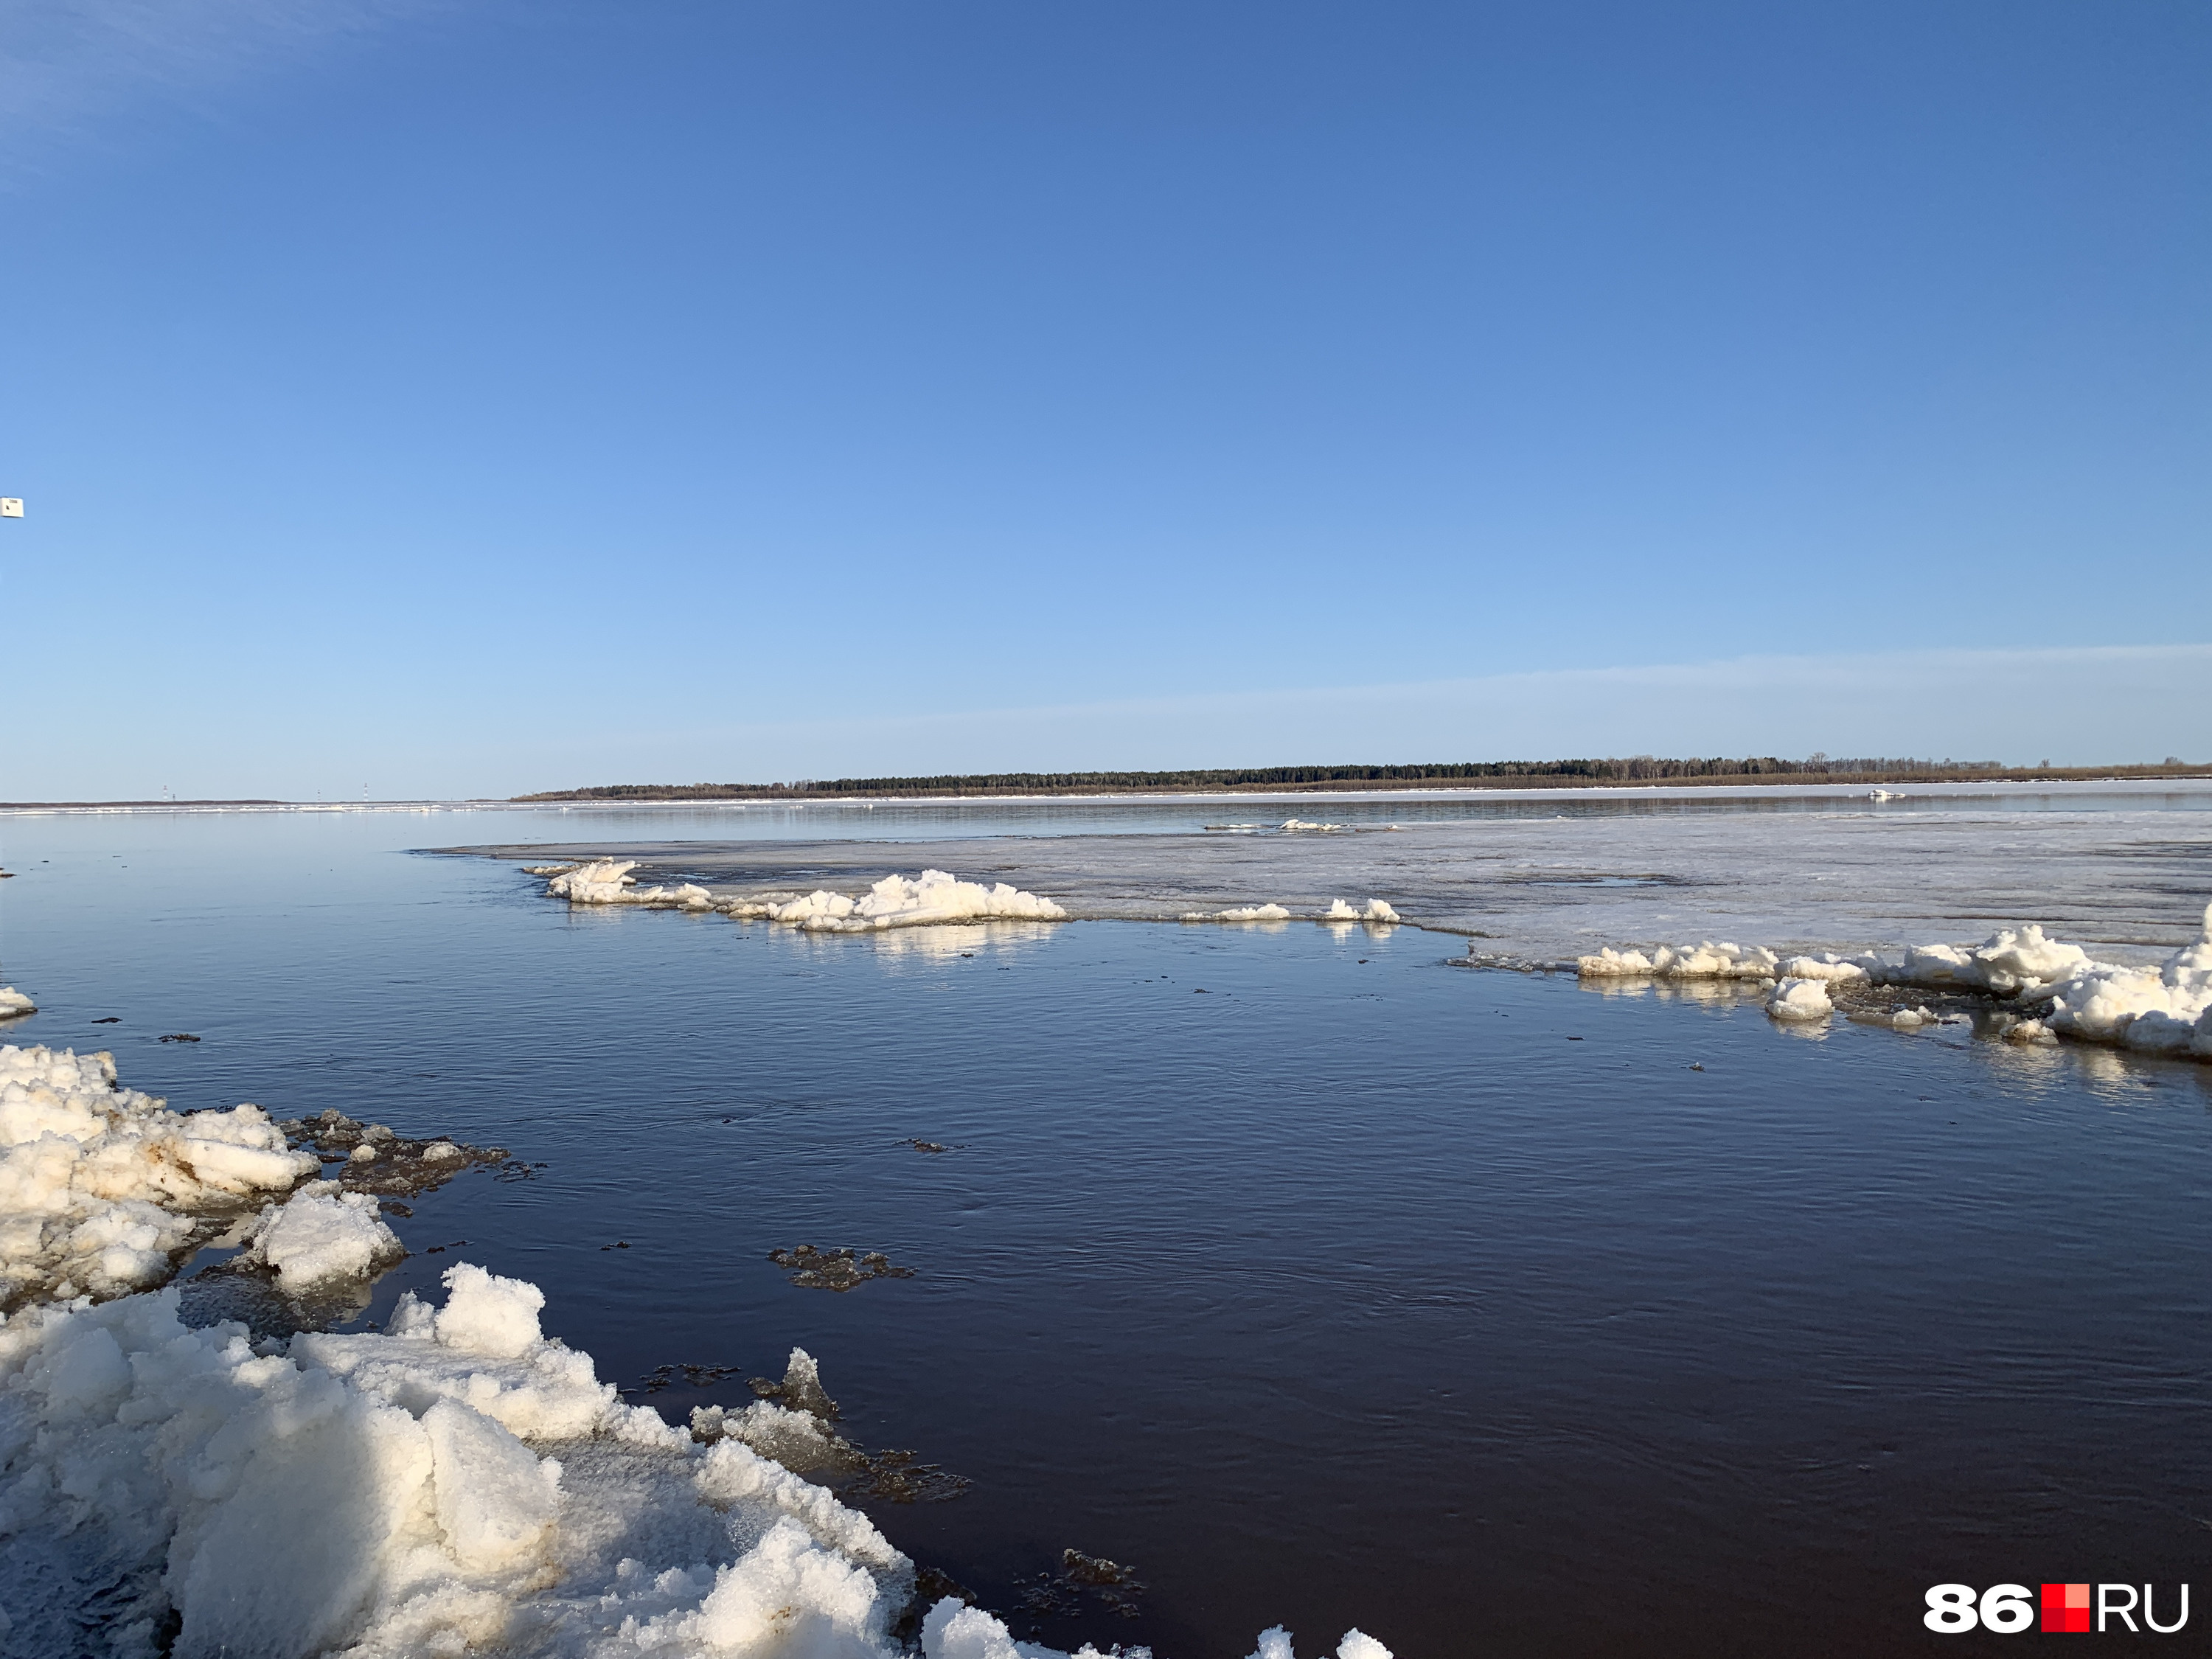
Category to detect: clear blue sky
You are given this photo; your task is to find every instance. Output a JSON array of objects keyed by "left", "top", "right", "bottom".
[{"left": 3, "top": 0, "right": 2207, "bottom": 798}]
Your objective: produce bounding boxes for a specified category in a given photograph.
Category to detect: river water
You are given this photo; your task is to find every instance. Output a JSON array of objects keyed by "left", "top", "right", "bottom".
[{"left": 1, "top": 794, "right": 2208, "bottom": 1655}]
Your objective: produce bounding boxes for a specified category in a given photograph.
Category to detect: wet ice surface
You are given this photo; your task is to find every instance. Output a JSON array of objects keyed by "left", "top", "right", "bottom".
[
  {"left": 3, "top": 802, "right": 2211, "bottom": 1655},
  {"left": 448, "top": 780, "right": 2212, "bottom": 964}
]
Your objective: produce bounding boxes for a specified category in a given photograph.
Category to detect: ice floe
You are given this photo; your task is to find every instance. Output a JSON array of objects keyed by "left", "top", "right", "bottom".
[
  {"left": 237, "top": 1181, "right": 404, "bottom": 1295},
  {"left": 1841, "top": 1004, "right": 1947, "bottom": 1031},
  {"left": 0, "top": 1043, "right": 318, "bottom": 1309},
  {"left": 0, "top": 987, "right": 34, "bottom": 1019},
  {"left": 543, "top": 859, "right": 716, "bottom": 910},
  {"left": 1182, "top": 900, "right": 1399, "bottom": 924},
  {"left": 1777, "top": 955, "right": 1868, "bottom": 984},
  {"left": 1766, "top": 978, "right": 1833, "bottom": 1022},
  {"left": 1322, "top": 899, "right": 1401, "bottom": 923},
  {"left": 723, "top": 870, "right": 1066, "bottom": 932},
  {"left": 1576, "top": 942, "right": 1782, "bottom": 980},
  {"left": 2025, "top": 913, "right": 2212, "bottom": 1056}
]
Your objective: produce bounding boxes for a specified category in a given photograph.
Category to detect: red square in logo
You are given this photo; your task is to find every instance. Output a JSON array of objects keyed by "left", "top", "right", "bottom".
[{"left": 2042, "top": 1583, "right": 2092, "bottom": 1632}]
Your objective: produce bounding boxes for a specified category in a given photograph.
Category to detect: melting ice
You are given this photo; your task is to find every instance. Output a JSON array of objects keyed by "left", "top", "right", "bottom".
[{"left": 0, "top": 1043, "right": 1388, "bottom": 1658}]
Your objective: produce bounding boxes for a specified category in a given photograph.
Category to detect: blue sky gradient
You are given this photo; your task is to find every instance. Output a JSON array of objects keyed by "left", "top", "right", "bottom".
[{"left": 3, "top": 1, "right": 2207, "bottom": 796}]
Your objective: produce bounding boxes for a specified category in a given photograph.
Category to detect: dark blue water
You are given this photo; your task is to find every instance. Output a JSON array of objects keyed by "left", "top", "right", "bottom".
[{"left": 3, "top": 810, "right": 2209, "bottom": 1656}]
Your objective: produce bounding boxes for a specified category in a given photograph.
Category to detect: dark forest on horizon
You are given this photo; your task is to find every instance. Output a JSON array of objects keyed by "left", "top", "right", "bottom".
[{"left": 514, "top": 755, "right": 2208, "bottom": 803}]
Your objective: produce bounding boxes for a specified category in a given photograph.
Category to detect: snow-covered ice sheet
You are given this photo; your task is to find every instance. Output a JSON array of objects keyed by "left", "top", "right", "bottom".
[{"left": 465, "top": 782, "right": 2212, "bottom": 965}]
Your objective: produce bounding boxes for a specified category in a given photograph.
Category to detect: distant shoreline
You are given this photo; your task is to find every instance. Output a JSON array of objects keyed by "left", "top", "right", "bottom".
[
  {"left": 513, "top": 761, "right": 2211, "bottom": 804},
  {"left": 4, "top": 766, "right": 2211, "bottom": 812}
]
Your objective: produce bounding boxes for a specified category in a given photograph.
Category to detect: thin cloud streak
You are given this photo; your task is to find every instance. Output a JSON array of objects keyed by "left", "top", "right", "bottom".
[{"left": 0, "top": 0, "right": 441, "bottom": 174}]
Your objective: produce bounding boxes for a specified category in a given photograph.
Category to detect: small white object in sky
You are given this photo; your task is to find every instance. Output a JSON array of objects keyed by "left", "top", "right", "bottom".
[{"left": 0, "top": 498, "right": 22, "bottom": 517}]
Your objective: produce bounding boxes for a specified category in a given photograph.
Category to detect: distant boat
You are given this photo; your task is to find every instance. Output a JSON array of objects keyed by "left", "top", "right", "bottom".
[{"left": 1868, "top": 788, "right": 1902, "bottom": 801}]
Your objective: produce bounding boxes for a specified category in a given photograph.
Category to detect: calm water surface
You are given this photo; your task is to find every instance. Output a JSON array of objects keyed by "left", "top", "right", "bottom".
[{"left": 2, "top": 810, "right": 2208, "bottom": 1656}]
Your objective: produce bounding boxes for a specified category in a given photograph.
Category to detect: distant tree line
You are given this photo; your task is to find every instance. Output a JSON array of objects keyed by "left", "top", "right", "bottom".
[{"left": 513, "top": 755, "right": 2054, "bottom": 801}]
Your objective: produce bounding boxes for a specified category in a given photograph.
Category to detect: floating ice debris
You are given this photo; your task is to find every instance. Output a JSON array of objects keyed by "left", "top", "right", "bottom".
[
  {"left": 1766, "top": 978, "right": 1833, "bottom": 1022},
  {"left": 770, "top": 1244, "right": 917, "bottom": 1290},
  {"left": 1573, "top": 903, "right": 2212, "bottom": 1063},
  {"left": 1279, "top": 818, "right": 1347, "bottom": 832},
  {"left": 1576, "top": 942, "right": 1783, "bottom": 980},
  {"left": 689, "top": 1349, "right": 970, "bottom": 1504},
  {"left": 1183, "top": 899, "right": 1399, "bottom": 924},
  {"left": 2023, "top": 913, "right": 2212, "bottom": 1057},
  {"left": 728, "top": 869, "right": 1067, "bottom": 931},
  {"left": 1246, "top": 1629, "right": 1395, "bottom": 1659},
  {"left": 1889, "top": 925, "right": 2093, "bottom": 995},
  {"left": 159, "top": 1031, "right": 201, "bottom": 1042},
  {"left": 273, "top": 1107, "right": 509, "bottom": 1198},
  {"left": 0, "top": 1043, "right": 318, "bottom": 1309},
  {"left": 753, "top": 1345, "right": 840, "bottom": 1419},
  {"left": 641, "top": 1360, "right": 745, "bottom": 1394},
  {"left": 1778, "top": 955, "right": 1868, "bottom": 984},
  {"left": 2005, "top": 1018, "right": 2060, "bottom": 1045},
  {"left": 543, "top": 858, "right": 717, "bottom": 910},
  {"left": 1854, "top": 912, "right": 2211, "bottom": 1058},
  {"left": 1021, "top": 1546, "right": 1146, "bottom": 1620},
  {"left": 1854, "top": 1004, "right": 1947, "bottom": 1030},
  {"left": 0, "top": 987, "right": 34, "bottom": 1018},
  {"left": 236, "top": 1181, "right": 405, "bottom": 1295},
  {"left": 694, "top": 1393, "right": 860, "bottom": 1479},
  {"left": 1183, "top": 903, "right": 1293, "bottom": 922},
  {"left": 1322, "top": 899, "right": 1401, "bottom": 923}
]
